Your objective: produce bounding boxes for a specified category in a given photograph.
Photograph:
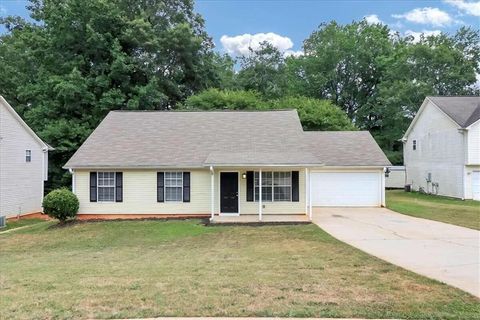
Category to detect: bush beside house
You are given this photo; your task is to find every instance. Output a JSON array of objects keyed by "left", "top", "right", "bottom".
[{"left": 43, "top": 189, "right": 79, "bottom": 222}]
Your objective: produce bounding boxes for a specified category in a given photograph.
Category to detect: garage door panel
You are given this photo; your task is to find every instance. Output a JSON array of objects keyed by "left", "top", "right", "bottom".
[{"left": 311, "top": 172, "right": 381, "bottom": 206}]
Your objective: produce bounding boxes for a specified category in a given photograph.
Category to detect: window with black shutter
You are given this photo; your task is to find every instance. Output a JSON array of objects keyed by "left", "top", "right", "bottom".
[
  {"left": 183, "top": 172, "right": 190, "bottom": 202},
  {"left": 89, "top": 172, "right": 97, "bottom": 202},
  {"left": 115, "top": 172, "right": 123, "bottom": 202},
  {"left": 157, "top": 172, "right": 164, "bottom": 202}
]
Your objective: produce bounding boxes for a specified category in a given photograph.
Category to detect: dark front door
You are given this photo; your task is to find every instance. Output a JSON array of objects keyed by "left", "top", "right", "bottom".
[{"left": 220, "top": 172, "right": 238, "bottom": 213}]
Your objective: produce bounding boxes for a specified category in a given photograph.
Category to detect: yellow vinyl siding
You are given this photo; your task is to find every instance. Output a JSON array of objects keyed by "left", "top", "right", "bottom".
[
  {"left": 75, "top": 169, "right": 210, "bottom": 214},
  {"left": 214, "top": 168, "right": 306, "bottom": 215},
  {"left": 74, "top": 168, "right": 306, "bottom": 215}
]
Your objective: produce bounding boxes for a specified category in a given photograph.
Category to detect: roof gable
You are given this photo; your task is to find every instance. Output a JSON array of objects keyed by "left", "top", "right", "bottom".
[
  {"left": 428, "top": 96, "right": 480, "bottom": 128},
  {"left": 0, "top": 96, "right": 52, "bottom": 151}
]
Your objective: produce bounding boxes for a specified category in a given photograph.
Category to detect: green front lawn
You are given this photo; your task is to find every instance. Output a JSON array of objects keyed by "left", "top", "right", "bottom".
[
  {"left": 387, "top": 190, "right": 480, "bottom": 230},
  {"left": 1, "top": 218, "right": 47, "bottom": 232},
  {"left": 1, "top": 220, "right": 478, "bottom": 319}
]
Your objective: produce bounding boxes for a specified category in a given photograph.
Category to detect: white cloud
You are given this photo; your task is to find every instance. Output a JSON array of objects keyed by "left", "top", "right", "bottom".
[
  {"left": 284, "top": 50, "right": 303, "bottom": 58},
  {"left": 405, "top": 29, "right": 442, "bottom": 42},
  {"left": 444, "top": 0, "right": 480, "bottom": 16},
  {"left": 220, "top": 32, "right": 295, "bottom": 57},
  {"left": 0, "top": 5, "right": 7, "bottom": 15},
  {"left": 393, "top": 7, "right": 453, "bottom": 26},
  {"left": 364, "top": 14, "right": 384, "bottom": 25}
]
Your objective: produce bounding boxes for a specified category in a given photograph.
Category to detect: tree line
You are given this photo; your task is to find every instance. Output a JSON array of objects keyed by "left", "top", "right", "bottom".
[{"left": 0, "top": 0, "right": 478, "bottom": 190}]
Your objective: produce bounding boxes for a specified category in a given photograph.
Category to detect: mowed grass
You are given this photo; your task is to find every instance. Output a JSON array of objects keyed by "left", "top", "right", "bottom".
[
  {"left": 387, "top": 190, "right": 480, "bottom": 230},
  {"left": 1, "top": 220, "right": 479, "bottom": 319},
  {"left": 1, "top": 218, "right": 47, "bottom": 232}
]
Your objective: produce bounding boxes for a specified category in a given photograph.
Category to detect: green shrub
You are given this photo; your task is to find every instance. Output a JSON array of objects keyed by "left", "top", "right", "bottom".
[{"left": 42, "top": 188, "right": 79, "bottom": 222}]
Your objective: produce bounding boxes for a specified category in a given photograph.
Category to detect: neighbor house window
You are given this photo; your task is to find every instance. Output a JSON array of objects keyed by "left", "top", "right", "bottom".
[
  {"left": 25, "top": 150, "right": 31, "bottom": 162},
  {"left": 413, "top": 140, "right": 417, "bottom": 150},
  {"left": 97, "top": 172, "right": 115, "bottom": 202},
  {"left": 254, "top": 171, "right": 292, "bottom": 202},
  {"left": 165, "top": 172, "right": 183, "bottom": 201}
]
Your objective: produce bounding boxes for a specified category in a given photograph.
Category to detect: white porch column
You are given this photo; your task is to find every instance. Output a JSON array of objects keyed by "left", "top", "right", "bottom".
[
  {"left": 210, "top": 166, "right": 215, "bottom": 221},
  {"left": 308, "top": 169, "right": 313, "bottom": 220},
  {"left": 259, "top": 169, "right": 262, "bottom": 221},
  {"left": 382, "top": 168, "right": 386, "bottom": 207},
  {"left": 305, "top": 168, "right": 308, "bottom": 215}
]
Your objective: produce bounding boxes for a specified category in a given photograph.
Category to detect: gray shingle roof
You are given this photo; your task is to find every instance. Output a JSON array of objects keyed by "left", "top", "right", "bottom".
[
  {"left": 428, "top": 96, "right": 480, "bottom": 127},
  {"left": 64, "top": 110, "right": 390, "bottom": 168},
  {"left": 303, "top": 131, "right": 391, "bottom": 166}
]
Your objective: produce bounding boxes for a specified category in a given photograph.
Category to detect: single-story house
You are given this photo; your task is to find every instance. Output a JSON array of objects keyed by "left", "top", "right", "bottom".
[{"left": 64, "top": 110, "right": 390, "bottom": 221}]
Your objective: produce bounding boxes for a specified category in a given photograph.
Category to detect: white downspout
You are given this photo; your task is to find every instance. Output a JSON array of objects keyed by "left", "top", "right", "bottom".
[
  {"left": 382, "top": 168, "right": 386, "bottom": 207},
  {"left": 210, "top": 166, "right": 214, "bottom": 221},
  {"left": 69, "top": 168, "right": 76, "bottom": 194},
  {"left": 259, "top": 169, "right": 262, "bottom": 221}
]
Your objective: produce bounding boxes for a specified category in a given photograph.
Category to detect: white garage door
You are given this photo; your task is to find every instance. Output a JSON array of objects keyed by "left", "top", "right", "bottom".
[{"left": 311, "top": 172, "right": 382, "bottom": 206}]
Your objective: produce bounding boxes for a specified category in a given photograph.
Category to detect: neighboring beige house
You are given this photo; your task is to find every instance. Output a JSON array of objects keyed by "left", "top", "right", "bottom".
[
  {"left": 0, "top": 96, "right": 52, "bottom": 218},
  {"left": 64, "top": 110, "right": 390, "bottom": 222},
  {"left": 402, "top": 96, "right": 480, "bottom": 200}
]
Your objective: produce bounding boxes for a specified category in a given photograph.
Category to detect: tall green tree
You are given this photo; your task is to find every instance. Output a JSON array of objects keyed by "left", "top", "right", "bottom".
[
  {"left": 0, "top": 0, "right": 219, "bottom": 188},
  {"left": 286, "top": 22, "right": 479, "bottom": 164},
  {"left": 237, "top": 42, "right": 288, "bottom": 99},
  {"left": 183, "top": 89, "right": 355, "bottom": 131}
]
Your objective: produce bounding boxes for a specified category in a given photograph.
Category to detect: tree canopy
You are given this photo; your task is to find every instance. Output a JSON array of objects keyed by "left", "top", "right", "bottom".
[
  {"left": 182, "top": 88, "right": 355, "bottom": 131},
  {"left": 0, "top": 0, "right": 220, "bottom": 188},
  {"left": 1, "top": 2, "right": 478, "bottom": 189}
]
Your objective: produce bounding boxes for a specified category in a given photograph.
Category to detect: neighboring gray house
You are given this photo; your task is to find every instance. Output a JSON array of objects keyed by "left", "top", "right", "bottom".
[
  {"left": 402, "top": 96, "right": 480, "bottom": 200},
  {"left": 0, "top": 96, "right": 52, "bottom": 218}
]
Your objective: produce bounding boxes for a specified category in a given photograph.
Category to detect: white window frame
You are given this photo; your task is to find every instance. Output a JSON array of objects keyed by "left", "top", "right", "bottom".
[
  {"left": 97, "top": 172, "right": 116, "bottom": 203},
  {"left": 273, "top": 171, "right": 292, "bottom": 202},
  {"left": 25, "top": 149, "right": 32, "bottom": 162},
  {"left": 164, "top": 171, "right": 183, "bottom": 202},
  {"left": 254, "top": 171, "right": 292, "bottom": 202}
]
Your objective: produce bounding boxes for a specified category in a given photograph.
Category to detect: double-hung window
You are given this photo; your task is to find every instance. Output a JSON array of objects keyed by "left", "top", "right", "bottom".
[
  {"left": 25, "top": 150, "right": 31, "bottom": 162},
  {"left": 254, "top": 171, "right": 292, "bottom": 202},
  {"left": 413, "top": 140, "right": 417, "bottom": 150},
  {"left": 165, "top": 172, "right": 183, "bottom": 201},
  {"left": 273, "top": 172, "right": 292, "bottom": 201},
  {"left": 97, "top": 172, "right": 115, "bottom": 202},
  {"left": 254, "top": 172, "right": 273, "bottom": 201}
]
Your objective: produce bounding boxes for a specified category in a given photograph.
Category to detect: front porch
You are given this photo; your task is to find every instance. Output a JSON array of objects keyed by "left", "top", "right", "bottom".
[
  {"left": 207, "top": 166, "right": 315, "bottom": 223},
  {"left": 210, "top": 214, "right": 310, "bottom": 224}
]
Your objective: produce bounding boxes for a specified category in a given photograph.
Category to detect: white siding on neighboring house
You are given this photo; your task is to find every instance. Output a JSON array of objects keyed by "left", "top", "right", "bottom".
[
  {"left": 404, "top": 101, "right": 465, "bottom": 198},
  {"left": 0, "top": 98, "right": 48, "bottom": 218},
  {"left": 467, "top": 120, "right": 480, "bottom": 165}
]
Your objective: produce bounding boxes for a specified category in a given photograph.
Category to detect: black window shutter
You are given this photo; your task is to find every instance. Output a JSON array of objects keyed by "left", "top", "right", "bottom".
[
  {"left": 115, "top": 172, "right": 123, "bottom": 202},
  {"left": 183, "top": 172, "right": 190, "bottom": 202},
  {"left": 157, "top": 172, "right": 164, "bottom": 202},
  {"left": 292, "top": 171, "right": 299, "bottom": 202},
  {"left": 89, "top": 172, "right": 97, "bottom": 202},
  {"left": 246, "top": 171, "right": 254, "bottom": 202}
]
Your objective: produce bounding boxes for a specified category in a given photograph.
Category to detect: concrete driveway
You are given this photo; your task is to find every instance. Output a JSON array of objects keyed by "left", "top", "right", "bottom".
[{"left": 312, "top": 207, "right": 480, "bottom": 297}]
